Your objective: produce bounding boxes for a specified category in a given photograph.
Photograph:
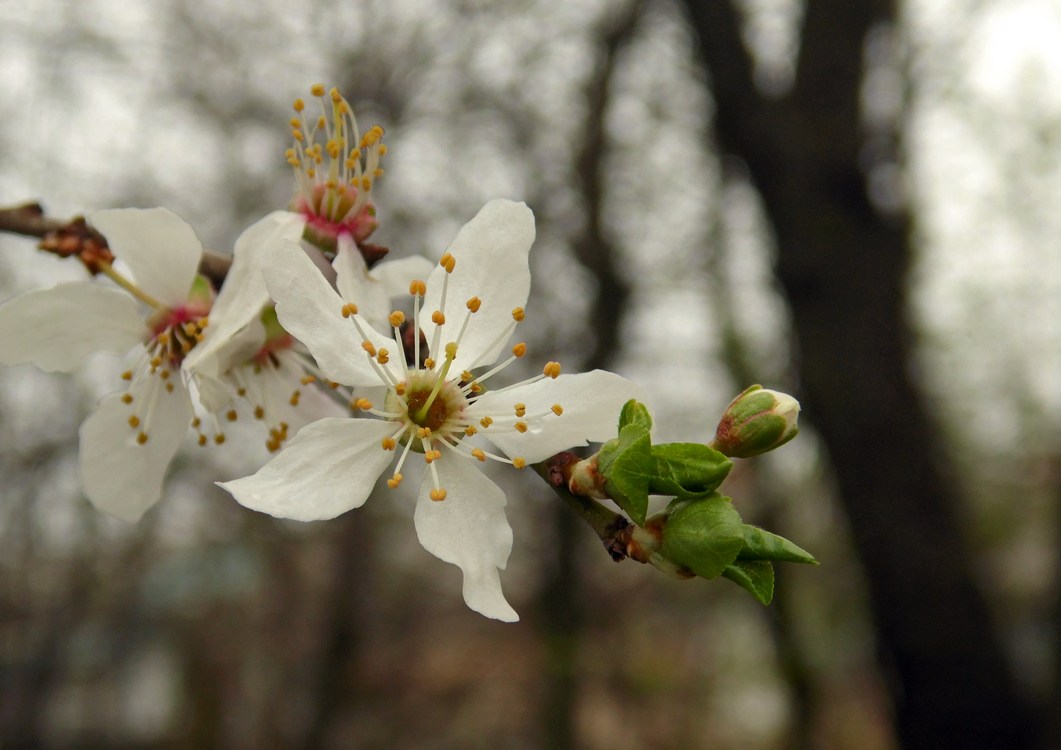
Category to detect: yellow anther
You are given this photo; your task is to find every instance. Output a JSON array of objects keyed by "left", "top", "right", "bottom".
[
  {"left": 353, "top": 398, "right": 373, "bottom": 411},
  {"left": 418, "top": 426, "right": 433, "bottom": 439},
  {"left": 198, "top": 434, "right": 208, "bottom": 447},
  {"left": 290, "top": 390, "right": 301, "bottom": 406},
  {"left": 425, "top": 450, "right": 442, "bottom": 463},
  {"left": 317, "top": 115, "right": 327, "bottom": 129},
  {"left": 466, "top": 297, "right": 482, "bottom": 313},
  {"left": 121, "top": 393, "right": 133, "bottom": 404},
  {"left": 409, "top": 279, "right": 427, "bottom": 296},
  {"left": 431, "top": 310, "right": 446, "bottom": 326},
  {"left": 471, "top": 383, "right": 483, "bottom": 393},
  {"left": 444, "top": 342, "right": 458, "bottom": 360},
  {"left": 215, "top": 434, "right": 226, "bottom": 445},
  {"left": 121, "top": 370, "right": 133, "bottom": 380},
  {"left": 395, "top": 382, "right": 407, "bottom": 396},
  {"left": 515, "top": 422, "right": 528, "bottom": 433},
  {"left": 342, "top": 302, "right": 358, "bottom": 317},
  {"left": 544, "top": 361, "right": 561, "bottom": 378},
  {"left": 551, "top": 404, "right": 564, "bottom": 416},
  {"left": 379, "top": 144, "right": 388, "bottom": 156},
  {"left": 165, "top": 382, "right": 174, "bottom": 393},
  {"left": 289, "top": 118, "right": 301, "bottom": 129},
  {"left": 424, "top": 358, "right": 436, "bottom": 370},
  {"left": 300, "top": 375, "right": 317, "bottom": 385},
  {"left": 329, "top": 87, "right": 342, "bottom": 102},
  {"left": 381, "top": 437, "right": 397, "bottom": 451},
  {"left": 373, "top": 168, "right": 384, "bottom": 178},
  {"left": 137, "top": 432, "right": 148, "bottom": 445},
  {"left": 293, "top": 98, "right": 306, "bottom": 112},
  {"left": 439, "top": 253, "right": 456, "bottom": 273},
  {"left": 362, "top": 341, "right": 377, "bottom": 357},
  {"left": 512, "top": 343, "right": 527, "bottom": 358},
  {"left": 361, "top": 177, "right": 371, "bottom": 190},
  {"left": 388, "top": 311, "right": 406, "bottom": 328},
  {"left": 150, "top": 356, "right": 162, "bottom": 368},
  {"left": 292, "top": 130, "right": 305, "bottom": 143},
  {"left": 387, "top": 473, "right": 404, "bottom": 488},
  {"left": 461, "top": 371, "right": 474, "bottom": 382},
  {"left": 226, "top": 409, "right": 238, "bottom": 422},
  {"left": 191, "top": 417, "right": 202, "bottom": 428},
  {"left": 430, "top": 488, "right": 447, "bottom": 502},
  {"left": 128, "top": 415, "right": 140, "bottom": 429},
  {"left": 160, "top": 369, "right": 170, "bottom": 380},
  {"left": 512, "top": 307, "right": 525, "bottom": 321},
  {"left": 310, "top": 83, "right": 325, "bottom": 97},
  {"left": 376, "top": 349, "right": 390, "bottom": 365},
  {"left": 471, "top": 448, "right": 487, "bottom": 462},
  {"left": 514, "top": 403, "right": 527, "bottom": 417},
  {"left": 464, "top": 425, "right": 478, "bottom": 436},
  {"left": 254, "top": 406, "right": 265, "bottom": 419},
  {"left": 328, "top": 381, "right": 340, "bottom": 389},
  {"left": 480, "top": 416, "right": 494, "bottom": 428},
  {"left": 512, "top": 457, "right": 527, "bottom": 470}
]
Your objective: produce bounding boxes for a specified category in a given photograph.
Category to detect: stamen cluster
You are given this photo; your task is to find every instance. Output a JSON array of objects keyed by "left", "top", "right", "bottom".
[{"left": 285, "top": 84, "right": 385, "bottom": 245}]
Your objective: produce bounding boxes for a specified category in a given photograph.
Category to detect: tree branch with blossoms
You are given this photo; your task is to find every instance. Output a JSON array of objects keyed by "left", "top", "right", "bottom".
[{"left": 0, "top": 84, "right": 816, "bottom": 622}]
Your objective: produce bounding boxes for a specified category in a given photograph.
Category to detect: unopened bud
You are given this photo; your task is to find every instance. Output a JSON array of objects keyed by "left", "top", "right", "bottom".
[{"left": 712, "top": 385, "right": 800, "bottom": 458}]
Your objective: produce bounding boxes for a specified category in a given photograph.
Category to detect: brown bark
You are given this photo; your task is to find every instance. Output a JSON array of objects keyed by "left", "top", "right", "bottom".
[{"left": 681, "top": 1, "right": 1039, "bottom": 748}]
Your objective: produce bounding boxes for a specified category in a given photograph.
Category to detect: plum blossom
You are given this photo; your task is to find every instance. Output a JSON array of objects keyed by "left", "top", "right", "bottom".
[
  {"left": 220, "top": 199, "right": 644, "bottom": 621},
  {"left": 0, "top": 208, "right": 222, "bottom": 520}
]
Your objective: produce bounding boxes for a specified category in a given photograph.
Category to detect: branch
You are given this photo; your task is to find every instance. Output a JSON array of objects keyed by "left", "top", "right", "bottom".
[{"left": 0, "top": 201, "right": 233, "bottom": 288}]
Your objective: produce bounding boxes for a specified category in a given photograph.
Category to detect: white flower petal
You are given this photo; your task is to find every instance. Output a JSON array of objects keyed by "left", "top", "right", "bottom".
[
  {"left": 414, "top": 456, "right": 518, "bottom": 622},
  {"left": 184, "top": 211, "right": 305, "bottom": 377},
  {"left": 90, "top": 208, "right": 203, "bottom": 307},
  {"left": 219, "top": 417, "right": 395, "bottom": 521},
  {"left": 419, "top": 200, "right": 534, "bottom": 374},
  {"left": 373, "top": 255, "right": 436, "bottom": 298},
  {"left": 263, "top": 241, "right": 398, "bottom": 387},
  {"left": 78, "top": 378, "right": 193, "bottom": 522},
  {"left": 471, "top": 371, "right": 644, "bottom": 463},
  {"left": 0, "top": 282, "right": 147, "bottom": 372},
  {"left": 333, "top": 235, "right": 389, "bottom": 331}
]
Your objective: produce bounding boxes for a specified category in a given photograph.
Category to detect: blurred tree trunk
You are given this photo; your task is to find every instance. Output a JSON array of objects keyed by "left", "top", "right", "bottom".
[{"left": 681, "top": 1, "right": 1039, "bottom": 748}]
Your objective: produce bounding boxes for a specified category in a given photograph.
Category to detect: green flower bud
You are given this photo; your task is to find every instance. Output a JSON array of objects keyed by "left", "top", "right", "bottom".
[{"left": 712, "top": 385, "right": 800, "bottom": 458}]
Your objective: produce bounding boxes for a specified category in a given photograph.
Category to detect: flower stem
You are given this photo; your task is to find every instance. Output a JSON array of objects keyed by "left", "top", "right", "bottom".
[
  {"left": 533, "top": 458, "right": 631, "bottom": 562},
  {"left": 96, "top": 260, "right": 165, "bottom": 310}
]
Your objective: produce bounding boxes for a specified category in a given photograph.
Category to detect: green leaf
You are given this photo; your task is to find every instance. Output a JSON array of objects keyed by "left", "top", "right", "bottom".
[
  {"left": 658, "top": 494, "right": 744, "bottom": 579},
  {"left": 737, "top": 525, "right": 818, "bottom": 565},
  {"left": 617, "top": 399, "right": 653, "bottom": 434},
  {"left": 597, "top": 400, "right": 655, "bottom": 524},
  {"left": 649, "top": 443, "right": 732, "bottom": 498},
  {"left": 722, "top": 561, "right": 775, "bottom": 604}
]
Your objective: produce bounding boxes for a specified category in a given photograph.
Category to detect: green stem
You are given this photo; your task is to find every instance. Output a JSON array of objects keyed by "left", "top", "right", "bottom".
[{"left": 97, "top": 260, "right": 165, "bottom": 310}]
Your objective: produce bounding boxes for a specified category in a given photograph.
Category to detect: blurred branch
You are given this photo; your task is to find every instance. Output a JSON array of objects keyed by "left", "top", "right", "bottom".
[{"left": 0, "top": 201, "right": 233, "bottom": 288}]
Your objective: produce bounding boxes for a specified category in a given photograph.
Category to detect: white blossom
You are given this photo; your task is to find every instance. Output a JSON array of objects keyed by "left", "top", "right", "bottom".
[{"left": 220, "top": 200, "right": 644, "bottom": 621}]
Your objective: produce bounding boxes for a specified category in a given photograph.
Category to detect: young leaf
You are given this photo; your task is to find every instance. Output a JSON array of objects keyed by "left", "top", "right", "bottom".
[
  {"left": 658, "top": 493, "right": 744, "bottom": 579},
  {"left": 597, "top": 400, "right": 655, "bottom": 524},
  {"left": 649, "top": 443, "right": 732, "bottom": 498},
  {"left": 722, "top": 560, "right": 775, "bottom": 605},
  {"left": 737, "top": 525, "right": 818, "bottom": 565}
]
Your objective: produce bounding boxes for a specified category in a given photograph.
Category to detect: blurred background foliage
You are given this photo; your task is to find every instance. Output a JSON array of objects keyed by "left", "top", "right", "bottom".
[{"left": 1, "top": 0, "right": 1059, "bottom": 748}]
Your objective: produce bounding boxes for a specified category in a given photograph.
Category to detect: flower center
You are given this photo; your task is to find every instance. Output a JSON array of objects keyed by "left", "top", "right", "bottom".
[
  {"left": 285, "top": 84, "right": 385, "bottom": 248},
  {"left": 339, "top": 251, "right": 566, "bottom": 503}
]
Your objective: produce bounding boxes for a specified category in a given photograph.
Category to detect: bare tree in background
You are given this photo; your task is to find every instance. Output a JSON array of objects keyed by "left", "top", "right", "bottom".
[{"left": 681, "top": 2, "right": 1040, "bottom": 748}]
